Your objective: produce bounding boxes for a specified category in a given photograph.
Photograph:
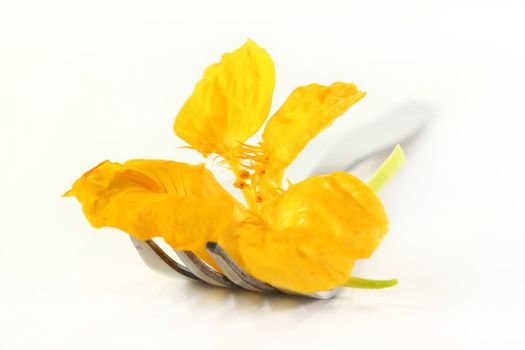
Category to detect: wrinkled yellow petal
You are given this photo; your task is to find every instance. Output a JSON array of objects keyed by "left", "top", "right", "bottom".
[
  {"left": 174, "top": 40, "right": 275, "bottom": 156},
  {"left": 272, "top": 172, "right": 388, "bottom": 259},
  {"left": 237, "top": 172, "right": 387, "bottom": 292},
  {"left": 217, "top": 205, "right": 261, "bottom": 267},
  {"left": 238, "top": 223, "right": 355, "bottom": 293},
  {"left": 262, "top": 83, "right": 365, "bottom": 173},
  {"left": 65, "top": 160, "right": 235, "bottom": 250}
]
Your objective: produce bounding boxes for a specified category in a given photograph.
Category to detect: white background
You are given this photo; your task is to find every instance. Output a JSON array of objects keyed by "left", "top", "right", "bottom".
[{"left": 1, "top": 0, "right": 524, "bottom": 349}]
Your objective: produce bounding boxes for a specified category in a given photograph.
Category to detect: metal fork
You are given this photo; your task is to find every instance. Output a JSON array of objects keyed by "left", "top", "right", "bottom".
[{"left": 131, "top": 102, "right": 432, "bottom": 299}]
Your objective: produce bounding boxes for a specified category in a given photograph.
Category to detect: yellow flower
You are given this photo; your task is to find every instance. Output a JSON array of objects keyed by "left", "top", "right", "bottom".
[
  {"left": 66, "top": 40, "right": 403, "bottom": 293},
  {"left": 64, "top": 160, "right": 237, "bottom": 251}
]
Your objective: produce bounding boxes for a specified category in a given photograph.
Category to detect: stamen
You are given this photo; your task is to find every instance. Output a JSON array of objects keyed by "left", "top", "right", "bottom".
[
  {"left": 238, "top": 170, "right": 251, "bottom": 179},
  {"left": 233, "top": 180, "right": 248, "bottom": 189}
]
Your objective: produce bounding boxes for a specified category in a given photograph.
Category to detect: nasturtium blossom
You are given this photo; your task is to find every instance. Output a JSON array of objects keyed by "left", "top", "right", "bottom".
[{"left": 66, "top": 40, "right": 405, "bottom": 293}]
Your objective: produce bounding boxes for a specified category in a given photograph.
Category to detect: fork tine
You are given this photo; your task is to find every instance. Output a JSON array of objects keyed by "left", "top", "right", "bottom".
[
  {"left": 130, "top": 237, "right": 199, "bottom": 281},
  {"left": 278, "top": 287, "right": 342, "bottom": 300},
  {"left": 132, "top": 237, "right": 342, "bottom": 298},
  {"left": 206, "top": 242, "right": 277, "bottom": 293},
  {"left": 174, "top": 250, "right": 235, "bottom": 288}
]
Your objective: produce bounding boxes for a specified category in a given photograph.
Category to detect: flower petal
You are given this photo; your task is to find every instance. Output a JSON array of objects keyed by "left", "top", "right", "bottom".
[
  {"left": 237, "top": 172, "right": 387, "bottom": 292},
  {"left": 238, "top": 223, "right": 355, "bottom": 293},
  {"left": 174, "top": 40, "right": 275, "bottom": 156},
  {"left": 271, "top": 172, "right": 388, "bottom": 259},
  {"left": 262, "top": 83, "right": 365, "bottom": 173},
  {"left": 66, "top": 160, "right": 235, "bottom": 250}
]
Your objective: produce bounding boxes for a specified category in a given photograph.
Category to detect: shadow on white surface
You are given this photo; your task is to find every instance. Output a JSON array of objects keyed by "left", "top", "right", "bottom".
[{"left": 175, "top": 278, "right": 419, "bottom": 314}]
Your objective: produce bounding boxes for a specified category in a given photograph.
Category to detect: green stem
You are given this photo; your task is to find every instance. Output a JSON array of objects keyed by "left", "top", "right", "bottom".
[
  {"left": 368, "top": 144, "right": 406, "bottom": 193},
  {"left": 343, "top": 277, "right": 398, "bottom": 289}
]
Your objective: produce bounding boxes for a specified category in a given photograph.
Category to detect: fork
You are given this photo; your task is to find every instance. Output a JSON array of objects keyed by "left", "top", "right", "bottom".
[{"left": 131, "top": 102, "right": 432, "bottom": 299}]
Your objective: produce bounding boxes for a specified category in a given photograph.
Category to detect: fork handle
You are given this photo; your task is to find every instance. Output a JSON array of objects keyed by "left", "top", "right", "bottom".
[{"left": 309, "top": 101, "right": 433, "bottom": 175}]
